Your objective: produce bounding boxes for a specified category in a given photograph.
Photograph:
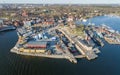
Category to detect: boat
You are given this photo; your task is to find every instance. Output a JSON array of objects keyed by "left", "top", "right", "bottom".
[{"left": 85, "top": 30, "right": 104, "bottom": 47}]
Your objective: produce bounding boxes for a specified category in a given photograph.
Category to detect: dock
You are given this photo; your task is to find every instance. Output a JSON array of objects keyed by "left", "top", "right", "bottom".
[
  {"left": 11, "top": 46, "right": 84, "bottom": 63},
  {"left": 58, "top": 28, "right": 98, "bottom": 60},
  {"left": 104, "top": 37, "right": 120, "bottom": 44},
  {"left": 74, "top": 55, "right": 85, "bottom": 58},
  {"left": 56, "top": 29, "right": 77, "bottom": 63}
]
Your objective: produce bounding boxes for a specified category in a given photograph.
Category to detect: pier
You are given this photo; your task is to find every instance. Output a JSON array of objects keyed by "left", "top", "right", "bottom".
[
  {"left": 56, "top": 29, "right": 78, "bottom": 63},
  {"left": 104, "top": 36, "right": 120, "bottom": 44},
  {"left": 74, "top": 55, "right": 85, "bottom": 58}
]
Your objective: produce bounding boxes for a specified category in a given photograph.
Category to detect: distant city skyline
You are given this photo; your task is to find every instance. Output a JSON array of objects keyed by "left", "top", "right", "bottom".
[{"left": 0, "top": 0, "right": 120, "bottom": 4}]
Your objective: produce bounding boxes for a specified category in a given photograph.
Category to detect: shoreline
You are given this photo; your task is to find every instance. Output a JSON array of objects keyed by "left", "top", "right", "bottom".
[
  {"left": 10, "top": 47, "right": 85, "bottom": 62},
  {"left": 10, "top": 48, "right": 65, "bottom": 59}
]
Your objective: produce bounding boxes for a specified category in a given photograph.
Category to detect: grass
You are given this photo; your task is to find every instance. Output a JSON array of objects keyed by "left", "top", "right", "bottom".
[{"left": 66, "top": 25, "right": 85, "bottom": 37}]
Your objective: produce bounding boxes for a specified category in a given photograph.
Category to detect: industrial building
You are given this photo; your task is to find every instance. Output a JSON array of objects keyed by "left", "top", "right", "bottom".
[{"left": 19, "top": 41, "right": 48, "bottom": 53}]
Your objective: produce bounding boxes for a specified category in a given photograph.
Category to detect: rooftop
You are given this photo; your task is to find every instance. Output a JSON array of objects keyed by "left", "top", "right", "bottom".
[{"left": 25, "top": 41, "right": 48, "bottom": 46}]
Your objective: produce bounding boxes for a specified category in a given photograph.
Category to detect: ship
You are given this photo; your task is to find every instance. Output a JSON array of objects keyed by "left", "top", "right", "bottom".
[
  {"left": 85, "top": 30, "right": 104, "bottom": 47},
  {"left": 92, "top": 35, "right": 104, "bottom": 46}
]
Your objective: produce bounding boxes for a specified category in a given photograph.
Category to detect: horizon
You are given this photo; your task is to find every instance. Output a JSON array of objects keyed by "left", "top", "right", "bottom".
[
  {"left": 0, "top": 0, "right": 120, "bottom": 4},
  {"left": 0, "top": 3, "right": 120, "bottom": 5}
]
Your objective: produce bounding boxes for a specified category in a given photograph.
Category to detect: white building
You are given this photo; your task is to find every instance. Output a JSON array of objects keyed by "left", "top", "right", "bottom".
[{"left": 23, "top": 20, "right": 31, "bottom": 27}]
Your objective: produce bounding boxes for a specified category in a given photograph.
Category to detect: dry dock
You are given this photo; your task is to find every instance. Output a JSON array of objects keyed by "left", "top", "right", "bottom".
[{"left": 58, "top": 29, "right": 98, "bottom": 60}]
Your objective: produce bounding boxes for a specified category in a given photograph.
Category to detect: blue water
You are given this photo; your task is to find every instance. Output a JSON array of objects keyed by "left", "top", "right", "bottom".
[{"left": 76, "top": 16, "right": 120, "bottom": 31}]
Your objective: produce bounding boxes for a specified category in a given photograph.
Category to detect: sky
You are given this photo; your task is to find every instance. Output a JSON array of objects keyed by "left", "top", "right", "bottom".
[{"left": 0, "top": 0, "right": 120, "bottom": 4}]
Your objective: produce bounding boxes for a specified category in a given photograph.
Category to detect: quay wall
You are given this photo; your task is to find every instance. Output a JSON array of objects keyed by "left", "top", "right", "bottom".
[
  {"left": 10, "top": 49, "right": 65, "bottom": 59},
  {"left": 10, "top": 48, "right": 84, "bottom": 59}
]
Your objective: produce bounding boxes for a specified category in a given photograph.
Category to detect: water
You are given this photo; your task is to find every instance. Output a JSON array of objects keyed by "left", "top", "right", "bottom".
[
  {"left": 0, "top": 16, "right": 120, "bottom": 75},
  {"left": 76, "top": 15, "right": 120, "bottom": 31}
]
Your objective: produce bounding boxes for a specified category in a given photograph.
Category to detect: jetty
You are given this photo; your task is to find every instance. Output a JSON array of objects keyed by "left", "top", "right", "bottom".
[{"left": 104, "top": 36, "right": 120, "bottom": 44}]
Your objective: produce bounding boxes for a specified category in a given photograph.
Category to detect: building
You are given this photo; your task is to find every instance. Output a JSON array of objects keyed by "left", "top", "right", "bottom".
[
  {"left": 22, "top": 10, "right": 28, "bottom": 17},
  {"left": 20, "top": 41, "right": 48, "bottom": 53},
  {"left": 23, "top": 20, "right": 32, "bottom": 27},
  {"left": 78, "top": 39, "right": 93, "bottom": 51}
]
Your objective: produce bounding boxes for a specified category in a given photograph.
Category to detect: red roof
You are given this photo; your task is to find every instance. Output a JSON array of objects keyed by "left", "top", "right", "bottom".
[{"left": 26, "top": 44, "right": 46, "bottom": 48}]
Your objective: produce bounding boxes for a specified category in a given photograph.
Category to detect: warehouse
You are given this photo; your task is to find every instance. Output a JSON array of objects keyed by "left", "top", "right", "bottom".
[{"left": 20, "top": 41, "right": 48, "bottom": 53}]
